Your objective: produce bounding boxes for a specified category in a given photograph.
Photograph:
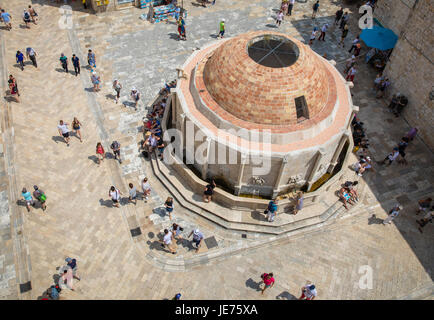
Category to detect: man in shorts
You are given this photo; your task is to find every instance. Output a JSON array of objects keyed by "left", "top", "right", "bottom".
[
  {"left": 109, "top": 186, "right": 121, "bottom": 208},
  {"left": 33, "top": 185, "right": 47, "bottom": 211},
  {"left": 110, "top": 140, "right": 122, "bottom": 164},
  {"left": 162, "top": 229, "right": 177, "bottom": 254},
  {"left": 57, "top": 120, "right": 71, "bottom": 146},
  {"left": 188, "top": 229, "right": 204, "bottom": 253},
  {"left": 1, "top": 9, "right": 12, "bottom": 30},
  {"left": 26, "top": 47, "right": 37, "bottom": 68},
  {"left": 21, "top": 187, "right": 34, "bottom": 212},
  {"left": 203, "top": 179, "right": 216, "bottom": 203},
  {"left": 128, "top": 183, "right": 137, "bottom": 205}
]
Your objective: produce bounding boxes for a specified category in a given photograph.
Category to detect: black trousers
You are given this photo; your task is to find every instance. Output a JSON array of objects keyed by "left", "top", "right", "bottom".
[
  {"left": 19, "top": 60, "right": 24, "bottom": 70},
  {"left": 30, "top": 55, "right": 37, "bottom": 67},
  {"left": 288, "top": 4, "right": 293, "bottom": 15},
  {"left": 74, "top": 65, "right": 80, "bottom": 75},
  {"left": 62, "top": 62, "right": 68, "bottom": 73}
]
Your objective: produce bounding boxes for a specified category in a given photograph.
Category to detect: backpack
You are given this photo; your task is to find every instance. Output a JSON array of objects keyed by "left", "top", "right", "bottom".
[
  {"left": 39, "top": 193, "right": 47, "bottom": 202},
  {"left": 111, "top": 141, "right": 120, "bottom": 150},
  {"left": 49, "top": 285, "right": 61, "bottom": 300},
  {"left": 24, "top": 12, "right": 30, "bottom": 20},
  {"left": 313, "top": 3, "right": 319, "bottom": 10}
]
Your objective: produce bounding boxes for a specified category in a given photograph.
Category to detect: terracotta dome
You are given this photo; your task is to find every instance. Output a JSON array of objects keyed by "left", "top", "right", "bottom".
[{"left": 201, "top": 31, "right": 337, "bottom": 127}]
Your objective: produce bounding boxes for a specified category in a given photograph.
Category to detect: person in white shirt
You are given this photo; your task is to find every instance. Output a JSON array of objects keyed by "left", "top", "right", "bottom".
[
  {"left": 383, "top": 205, "right": 402, "bottom": 224},
  {"left": 141, "top": 177, "right": 151, "bottom": 202},
  {"left": 309, "top": 27, "right": 318, "bottom": 45},
  {"left": 346, "top": 66, "right": 357, "bottom": 82},
  {"left": 162, "top": 229, "right": 177, "bottom": 254},
  {"left": 57, "top": 120, "right": 71, "bottom": 146},
  {"left": 379, "top": 147, "right": 399, "bottom": 166},
  {"left": 109, "top": 186, "right": 122, "bottom": 208},
  {"left": 130, "top": 88, "right": 140, "bottom": 110},
  {"left": 276, "top": 10, "right": 283, "bottom": 27},
  {"left": 349, "top": 36, "right": 360, "bottom": 53},
  {"left": 318, "top": 23, "right": 329, "bottom": 41},
  {"left": 299, "top": 283, "right": 317, "bottom": 300}
]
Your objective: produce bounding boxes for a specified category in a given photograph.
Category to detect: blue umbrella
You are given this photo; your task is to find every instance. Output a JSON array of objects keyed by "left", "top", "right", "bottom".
[{"left": 360, "top": 26, "right": 398, "bottom": 51}]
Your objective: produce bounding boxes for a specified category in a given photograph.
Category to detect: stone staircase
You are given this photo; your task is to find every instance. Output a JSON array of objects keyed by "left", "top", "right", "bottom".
[{"left": 150, "top": 152, "right": 347, "bottom": 237}]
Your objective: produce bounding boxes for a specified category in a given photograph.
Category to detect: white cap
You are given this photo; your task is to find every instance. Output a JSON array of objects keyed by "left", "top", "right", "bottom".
[
  {"left": 221, "top": 18, "right": 225, "bottom": 22},
  {"left": 193, "top": 229, "right": 200, "bottom": 234},
  {"left": 131, "top": 87, "right": 136, "bottom": 91}
]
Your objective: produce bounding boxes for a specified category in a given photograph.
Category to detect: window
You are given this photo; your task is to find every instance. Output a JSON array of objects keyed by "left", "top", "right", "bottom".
[
  {"left": 295, "top": 96, "right": 309, "bottom": 121},
  {"left": 247, "top": 35, "right": 299, "bottom": 68}
]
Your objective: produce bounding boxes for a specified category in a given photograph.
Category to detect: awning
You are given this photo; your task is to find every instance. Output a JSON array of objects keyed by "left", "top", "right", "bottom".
[{"left": 360, "top": 26, "right": 398, "bottom": 51}]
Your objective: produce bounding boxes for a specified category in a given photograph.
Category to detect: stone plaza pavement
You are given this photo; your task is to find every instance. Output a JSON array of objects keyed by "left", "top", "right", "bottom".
[{"left": 0, "top": 0, "right": 432, "bottom": 299}]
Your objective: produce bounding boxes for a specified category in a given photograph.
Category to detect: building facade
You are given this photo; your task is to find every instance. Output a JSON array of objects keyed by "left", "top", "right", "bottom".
[{"left": 375, "top": 0, "right": 434, "bottom": 150}]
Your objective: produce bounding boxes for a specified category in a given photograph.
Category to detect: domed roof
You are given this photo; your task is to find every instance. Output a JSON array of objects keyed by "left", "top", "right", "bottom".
[{"left": 202, "top": 31, "right": 336, "bottom": 126}]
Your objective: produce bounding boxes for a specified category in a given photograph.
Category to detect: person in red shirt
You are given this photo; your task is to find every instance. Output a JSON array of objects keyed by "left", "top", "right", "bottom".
[{"left": 261, "top": 273, "right": 275, "bottom": 295}]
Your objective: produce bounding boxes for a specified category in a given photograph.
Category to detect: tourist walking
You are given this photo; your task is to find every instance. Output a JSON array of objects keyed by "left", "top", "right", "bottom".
[
  {"left": 130, "top": 88, "right": 140, "bottom": 110},
  {"left": 16, "top": 51, "right": 24, "bottom": 71},
  {"left": 178, "top": 17, "right": 186, "bottom": 40},
  {"left": 383, "top": 205, "right": 402, "bottom": 225},
  {"left": 141, "top": 177, "right": 151, "bottom": 202},
  {"left": 276, "top": 10, "right": 283, "bottom": 27},
  {"left": 260, "top": 273, "right": 275, "bottom": 295},
  {"left": 88, "top": 49, "right": 96, "bottom": 68},
  {"left": 8, "top": 75, "right": 19, "bottom": 102},
  {"left": 309, "top": 27, "right": 318, "bottom": 45},
  {"left": 110, "top": 140, "right": 122, "bottom": 164},
  {"left": 203, "top": 179, "right": 216, "bottom": 203},
  {"left": 318, "top": 23, "right": 329, "bottom": 41},
  {"left": 299, "top": 283, "right": 317, "bottom": 300},
  {"left": 65, "top": 257, "right": 81, "bottom": 281},
  {"left": 348, "top": 36, "right": 360, "bottom": 53},
  {"left": 26, "top": 47, "right": 37, "bottom": 68},
  {"left": 339, "top": 25, "right": 349, "bottom": 47},
  {"left": 60, "top": 267, "right": 74, "bottom": 290},
  {"left": 293, "top": 191, "right": 304, "bottom": 215},
  {"left": 165, "top": 196, "right": 174, "bottom": 220},
  {"left": 128, "top": 183, "right": 137, "bottom": 205},
  {"left": 72, "top": 117, "right": 82, "bottom": 142},
  {"left": 416, "top": 198, "right": 432, "bottom": 215},
  {"left": 72, "top": 54, "right": 80, "bottom": 76},
  {"left": 59, "top": 53, "right": 68, "bottom": 73},
  {"left": 335, "top": 7, "right": 344, "bottom": 25},
  {"left": 373, "top": 72, "right": 384, "bottom": 91},
  {"left": 96, "top": 142, "right": 105, "bottom": 165},
  {"left": 91, "top": 71, "right": 100, "bottom": 92},
  {"left": 288, "top": 0, "right": 295, "bottom": 16},
  {"left": 397, "top": 137, "right": 409, "bottom": 165},
  {"left": 113, "top": 79, "right": 122, "bottom": 104},
  {"left": 188, "top": 228, "right": 204, "bottom": 253},
  {"left": 22, "top": 9, "right": 31, "bottom": 28},
  {"left": 311, "top": 1, "right": 319, "bottom": 19},
  {"left": 340, "top": 12, "right": 349, "bottom": 29},
  {"left": 344, "top": 55, "right": 356, "bottom": 74},
  {"left": 266, "top": 199, "right": 278, "bottom": 222},
  {"left": 57, "top": 120, "right": 71, "bottom": 146},
  {"left": 21, "top": 187, "right": 34, "bottom": 212},
  {"left": 339, "top": 185, "right": 355, "bottom": 210},
  {"left": 109, "top": 186, "right": 121, "bottom": 208},
  {"left": 162, "top": 229, "right": 177, "bottom": 254},
  {"left": 346, "top": 65, "right": 357, "bottom": 82},
  {"left": 417, "top": 207, "right": 433, "bottom": 233},
  {"left": 1, "top": 9, "right": 12, "bottom": 30},
  {"left": 219, "top": 19, "right": 225, "bottom": 39},
  {"left": 33, "top": 185, "right": 47, "bottom": 211},
  {"left": 281, "top": 1, "right": 288, "bottom": 16},
  {"left": 353, "top": 43, "right": 362, "bottom": 57},
  {"left": 171, "top": 223, "right": 184, "bottom": 240},
  {"left": 378, "top": 147, "right": 399, "bottom": 166},
  {"left": 406, "top": 127, "right": 418, "bottom": 141},
  {"left": 28, "top": 5, "right": 38, "bottom": 24},
  {"left": 376, "top": 78, "right": 390, "bottom": 98}
]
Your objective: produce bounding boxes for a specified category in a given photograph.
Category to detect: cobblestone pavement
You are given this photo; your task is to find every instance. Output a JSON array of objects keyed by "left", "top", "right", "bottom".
[{"left": 0, "top": 0, "right": 432, "bottom": 300}]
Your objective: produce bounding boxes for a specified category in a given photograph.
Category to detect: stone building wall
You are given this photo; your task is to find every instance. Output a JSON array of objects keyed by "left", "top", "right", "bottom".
[{"left": 375, "top": 0, "right": 434, "bottom": 150}]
